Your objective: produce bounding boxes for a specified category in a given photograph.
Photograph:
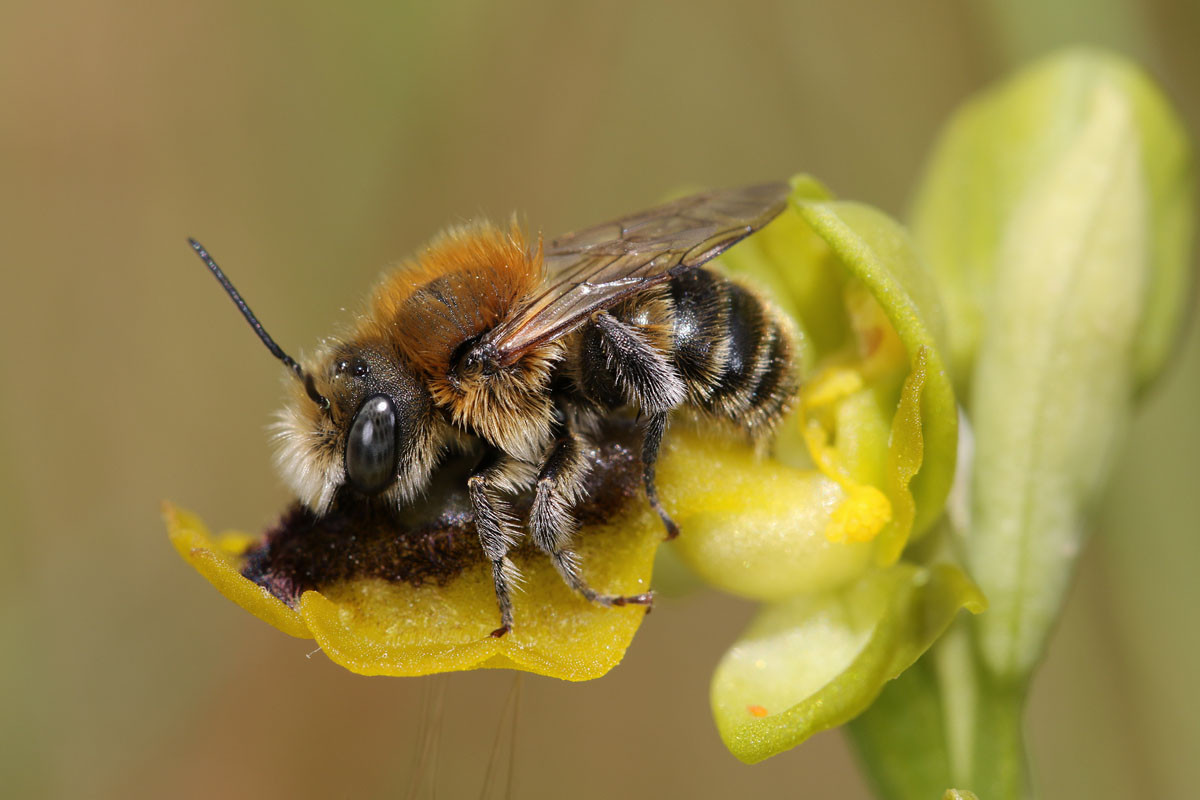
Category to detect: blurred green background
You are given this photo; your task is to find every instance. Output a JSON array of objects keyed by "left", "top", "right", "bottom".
[{"left": 1, "top": 1, "right": 1196, "bottom": 797}]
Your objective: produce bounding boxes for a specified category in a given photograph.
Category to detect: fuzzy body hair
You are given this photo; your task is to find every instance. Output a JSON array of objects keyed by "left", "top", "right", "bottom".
[
  {"left": 272, "top": 221, "right": 557, "bottom": 513},
  {"left": 272, "top": 379, "right": 344, "bottom": 513},
  {"left": 370, "top": 222, "right": 558, "bottom": 459},
  {"left": 368, "top": 221, "right": 541, "bottom": 373}
]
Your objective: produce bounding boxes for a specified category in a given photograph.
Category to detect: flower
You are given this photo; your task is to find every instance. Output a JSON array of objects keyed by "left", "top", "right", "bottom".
[
  {"left": 168, "top": 175, "right": 983, "bottom": 753},
  {"left": 669, "top": 176, "right": 983, "bottom": 763}
]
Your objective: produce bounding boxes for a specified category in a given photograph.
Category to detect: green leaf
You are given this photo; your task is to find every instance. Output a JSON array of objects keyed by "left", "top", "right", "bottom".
[
  {"left": 710, "top": 563, "right": 984, "bottom": 764},
  {"left": 847, "top": 657, "right": 952, "bottom": 800}
]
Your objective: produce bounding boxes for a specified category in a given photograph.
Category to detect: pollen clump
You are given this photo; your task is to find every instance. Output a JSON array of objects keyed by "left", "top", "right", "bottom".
[
  {"left": 825, "top": 484, "right": 892, "bottom": 544},
  {"left": 798, "top": 368, "right": 896, "bottom": 547}
]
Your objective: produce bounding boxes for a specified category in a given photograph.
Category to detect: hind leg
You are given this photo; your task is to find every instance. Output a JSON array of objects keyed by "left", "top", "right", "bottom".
[
  {"left": 530, "top": 424, "right": 654, "bottom": 608},
  {"left": 591, "top": 311, "right": 684, "bottom": 540},
  {"left": 638, "top": 410, "right": 679, "bottom": 540}
]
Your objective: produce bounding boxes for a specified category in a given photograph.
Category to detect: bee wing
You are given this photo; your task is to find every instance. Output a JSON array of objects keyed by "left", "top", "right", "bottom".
[{"left": 483, "top": 182, "right": 789, "bottom": 365}]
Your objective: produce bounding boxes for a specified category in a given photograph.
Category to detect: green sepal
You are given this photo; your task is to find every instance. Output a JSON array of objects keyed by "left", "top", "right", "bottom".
[
  {"left": 789, "top": 192, "right": 959, "bottom": 540},
  {"left": 710, "top": 562, "right": 984, "bottom": 764}
]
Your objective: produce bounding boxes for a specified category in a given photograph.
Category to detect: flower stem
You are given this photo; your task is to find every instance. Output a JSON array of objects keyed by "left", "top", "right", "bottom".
[
  {"left": 968, "top": 672, "right": 1030, "bottom": 800},
  {"left": 938, "top": 622, "right": 1031, "bottom": 800}
]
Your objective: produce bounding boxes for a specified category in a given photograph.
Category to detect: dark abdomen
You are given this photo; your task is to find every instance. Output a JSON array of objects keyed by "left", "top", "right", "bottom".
[
  {"left": 669, "top": 268, "right": 798, "bottom": 436},
  {"left": 567, "top": 267, "right": 798, "bottom": 438}
]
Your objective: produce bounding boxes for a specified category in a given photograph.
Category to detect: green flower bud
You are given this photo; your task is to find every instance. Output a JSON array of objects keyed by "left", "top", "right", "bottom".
[
  {"left": 912, "top": 47, "right": 1194, "bottom": 395},
  {"left": 911, "top": 48, "right": 1195, "bottom": 681}
]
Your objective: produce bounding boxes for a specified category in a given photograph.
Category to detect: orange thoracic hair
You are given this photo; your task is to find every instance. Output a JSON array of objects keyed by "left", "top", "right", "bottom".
[
  {"left": 355, "top": 221, "right": 559, "bottom": 460},
  {"left": 364, "top": 221, "right": 542, "bottom": 376}
]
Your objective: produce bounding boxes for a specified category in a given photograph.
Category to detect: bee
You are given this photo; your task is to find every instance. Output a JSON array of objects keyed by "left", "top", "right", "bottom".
[{"left": 190, "top": 182, "right": 798, "bottom": 636}]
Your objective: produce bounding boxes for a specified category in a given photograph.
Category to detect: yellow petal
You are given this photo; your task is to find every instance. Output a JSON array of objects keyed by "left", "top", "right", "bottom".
[
  {"left": 164, "top": 502, "right": 310, "bottom": 639},
  {"left": 166, "top": 423, "right": 666, "bottom": 681},
  {"left": 295, "top": 507, "right": 660, "bottom": 681}
]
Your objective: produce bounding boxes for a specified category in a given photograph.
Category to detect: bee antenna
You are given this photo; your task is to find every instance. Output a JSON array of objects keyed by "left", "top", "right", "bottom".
[{"left": 188, "top": 238, "right": 330, "bottom": 410}]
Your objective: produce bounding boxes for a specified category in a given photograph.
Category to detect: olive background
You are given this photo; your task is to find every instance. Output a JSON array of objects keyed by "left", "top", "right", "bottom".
[{"left": 1, "top": 2, "right": 1197, "bottom": 797}]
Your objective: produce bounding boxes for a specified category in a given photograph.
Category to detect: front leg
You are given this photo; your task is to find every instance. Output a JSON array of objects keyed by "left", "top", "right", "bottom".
[
  {"left": 530, "top": 424, "right": 654, "bottom": 608},
  {"left": 468, "top": 447, "right": 530, "bottom": 638}
]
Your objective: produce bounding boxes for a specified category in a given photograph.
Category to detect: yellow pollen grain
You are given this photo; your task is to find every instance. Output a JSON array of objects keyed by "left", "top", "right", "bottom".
[{"left": 825, "top": 484, "right": 893, "bottom": 543}]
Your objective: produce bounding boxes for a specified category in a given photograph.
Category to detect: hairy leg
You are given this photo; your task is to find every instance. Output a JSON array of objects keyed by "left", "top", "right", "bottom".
[
  {"left": 639, "top": 411, "right": 678, "bottom": 539},
  {"left": 592, "top": 311, "right": 683, "bottom": 539},
  {"left": 468, "top": 448, "right": 530, "bottom": 637},
  {"left": 530, "top": 425, "right": 654, "bottom": 607}
]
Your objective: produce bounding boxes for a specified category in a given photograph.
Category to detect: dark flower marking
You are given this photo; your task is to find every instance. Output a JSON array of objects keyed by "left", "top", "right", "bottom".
[{"left": 243, "top": 419, "right": 645, "bottom": 606}]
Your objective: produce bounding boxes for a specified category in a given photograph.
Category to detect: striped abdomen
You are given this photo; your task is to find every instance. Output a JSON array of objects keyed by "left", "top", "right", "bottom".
[
  {"left": 668, "top": 267, "right": 798, "bottom": 436},
  {"left": 571, "top": 267, "right": 798, "bottom": 438}
]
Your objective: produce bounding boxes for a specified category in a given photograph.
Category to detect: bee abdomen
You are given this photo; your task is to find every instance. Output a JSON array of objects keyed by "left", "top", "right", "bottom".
[
  {"left": 671, "top": 270, "right": 798, "bottom": 435},
  {"left": 668, "top": 268, "right": 729, "bottom": 401}
]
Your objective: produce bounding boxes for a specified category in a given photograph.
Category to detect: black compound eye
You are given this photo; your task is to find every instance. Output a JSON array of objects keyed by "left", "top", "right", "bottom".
[{"left": 344, "top": 394, "right": 398, "bottom": 495}]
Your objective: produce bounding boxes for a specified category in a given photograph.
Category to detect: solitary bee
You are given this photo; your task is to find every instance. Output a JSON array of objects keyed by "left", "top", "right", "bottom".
[{"left": 191, "top": 182, "right": 798, "bottom": 636}]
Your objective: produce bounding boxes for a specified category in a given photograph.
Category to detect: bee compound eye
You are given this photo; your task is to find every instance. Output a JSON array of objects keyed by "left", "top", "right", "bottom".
[{"left": 345, "top": 394, "right": 398, "bottom": 495}]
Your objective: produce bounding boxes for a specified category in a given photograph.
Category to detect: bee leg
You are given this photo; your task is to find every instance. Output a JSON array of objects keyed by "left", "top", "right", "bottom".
[
  {"left": 530, "top": 429, "right": 654, "bottom": 609},
  {"left": 467, "top": 448, "right": 526, "bottom": 638},
  {"left": 640, "top": 411, "right": 679, "bottom": 540},
  {"left": 593, "top": 311, "right": 686, "bottom": 415},
  {"left": 592, "top": 311, "right": 684, "bottom": 539}
]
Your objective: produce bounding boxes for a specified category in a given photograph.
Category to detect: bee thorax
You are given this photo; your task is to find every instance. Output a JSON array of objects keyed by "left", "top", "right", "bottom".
[
  {"left": 434, "top": 341, "right": 562, "bottom": 462},
  {"left": 448, "top": 338, "right": 501, "bottom": 390}
]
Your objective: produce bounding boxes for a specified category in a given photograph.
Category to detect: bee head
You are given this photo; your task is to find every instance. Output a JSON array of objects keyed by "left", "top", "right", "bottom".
[
  {"left": 190, "top": 239, "right": 441, "bottom": 514},
  {"left": 272, "top": 343, "right": 441, "bottom": 513}
]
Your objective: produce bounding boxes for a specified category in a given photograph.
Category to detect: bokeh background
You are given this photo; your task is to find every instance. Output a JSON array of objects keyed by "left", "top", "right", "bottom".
[{"left": 1, "top": 1, "right": 1196, "bottom": 797}]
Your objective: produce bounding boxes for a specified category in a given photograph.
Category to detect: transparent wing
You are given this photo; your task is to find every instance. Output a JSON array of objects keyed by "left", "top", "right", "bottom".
[{"left": 483, "top": 182, "right": 789, "bottom": 365}]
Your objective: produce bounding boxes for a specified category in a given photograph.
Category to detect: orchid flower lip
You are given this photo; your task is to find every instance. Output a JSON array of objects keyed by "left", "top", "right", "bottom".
[{"left": 242, "top": 418, "right": 649, "bottom": 608}]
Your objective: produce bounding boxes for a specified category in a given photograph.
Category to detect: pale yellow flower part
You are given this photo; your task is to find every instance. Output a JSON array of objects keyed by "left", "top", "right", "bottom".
[
  {"left": 791, "top": 345, "right": 929, "bottom": 560},
  {"left": 826, "top": 485, "right": 892, "bottom": 544},
  {"left": 799, "top": 367, "right": 894, "bottom": 546}
]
